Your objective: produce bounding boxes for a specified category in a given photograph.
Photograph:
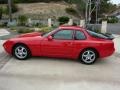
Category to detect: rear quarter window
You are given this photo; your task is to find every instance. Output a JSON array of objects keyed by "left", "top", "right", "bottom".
[
  {"left": 75, "top": 31, "right": 86, "bottom": 40},
  {"left": 87, "top": 30, "right": 108, "bottom": 39}
]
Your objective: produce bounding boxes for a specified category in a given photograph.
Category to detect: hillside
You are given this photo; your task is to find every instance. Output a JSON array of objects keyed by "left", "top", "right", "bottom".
[
  {"left": 12, "top": 2, "right": 78, "bottom": 19},
  {"left": 0, "top": 0, "right": 65, "bottom": 4}
]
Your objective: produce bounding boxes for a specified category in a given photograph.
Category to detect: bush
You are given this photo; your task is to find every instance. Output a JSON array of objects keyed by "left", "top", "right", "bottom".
[
  {"left": 10, "top": 26, "right": 17, "bottom": 31},
  {"left": 58, "top": 16, "right": 69, "bottom": 25},
  {"left": 18, "top": 15, "right": 28, "bottom": 26},
  {"left": 100, "top": 16, "right": 119, "bottom": 23},
  {"left": 2, "top": 7, "right": 7, "bottom": 15},
  {"left": 38, "top": 26, "right": 52, "bottom": 34},
  {"left": 0, "top": 23, "right": 4, "bottom": 28},
  {"left": 0, "top": 22, "right": 8, "bottom": 27},
  {"left": 108, "top": 16, "right": 119, "bottom": 23},
  {"left": 36, "top": 23, "right": 48, "bottom": 28},
  {"left": 17, "top": 29, "right": 34, "bottom": 33}
]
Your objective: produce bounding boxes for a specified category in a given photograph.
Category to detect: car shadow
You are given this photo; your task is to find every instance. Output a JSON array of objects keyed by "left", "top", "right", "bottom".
[
  {"left": 29, "top": 56, "right": 77, "bottom": 63},
  {"left": 22, "top": 56, "right": 111, "bottom": 66},
  {"left": 11, "top": 55, "right": 116, "bottom": 66}
]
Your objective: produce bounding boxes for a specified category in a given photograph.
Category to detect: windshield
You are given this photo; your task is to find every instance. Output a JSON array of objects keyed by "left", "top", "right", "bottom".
[{"left": 87, "top": 30, "right": 108, "bottom": 39}]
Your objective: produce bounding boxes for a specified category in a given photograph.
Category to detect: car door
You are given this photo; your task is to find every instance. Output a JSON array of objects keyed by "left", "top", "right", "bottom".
[
  {"left": 72, "top": 30, "right": 87, "bottom": 58},
  {"left": 41, "top": 29, "right": 74, "bottom": 58}
]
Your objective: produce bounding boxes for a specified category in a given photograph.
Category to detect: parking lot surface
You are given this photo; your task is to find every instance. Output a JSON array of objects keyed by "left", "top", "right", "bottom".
[{"left": 0, "top": 39, "right": 120, "bottom": 90}]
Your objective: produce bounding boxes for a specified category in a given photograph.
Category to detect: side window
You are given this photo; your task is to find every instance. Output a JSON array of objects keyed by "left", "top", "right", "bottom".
[
  {"left": 75, "top": 31, "right": 86, "bottom": 40},
  {"left": 53, "top": 30, "right": 73, "bottom": 40}
]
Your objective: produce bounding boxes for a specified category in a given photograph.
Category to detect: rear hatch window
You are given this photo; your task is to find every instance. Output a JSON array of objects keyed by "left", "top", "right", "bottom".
[{"left": 87, "top": 30, "right": 114, "bottom": 40}]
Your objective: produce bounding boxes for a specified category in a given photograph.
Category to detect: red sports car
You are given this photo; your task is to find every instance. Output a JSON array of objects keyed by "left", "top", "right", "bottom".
[{"left": 3, "top": 26, "right": 115, "bottom": 64}]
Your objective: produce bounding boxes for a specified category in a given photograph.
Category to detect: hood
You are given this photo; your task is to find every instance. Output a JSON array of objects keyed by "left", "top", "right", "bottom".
[{"left": 18, "top": 32, "right": 42, "bottom": 38}]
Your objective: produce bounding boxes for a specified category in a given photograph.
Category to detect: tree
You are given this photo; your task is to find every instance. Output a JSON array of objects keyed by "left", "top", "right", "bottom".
[
  {"left": 0, "top": 7, "right": 3, "bottom": 20},
  {"left": 9, "top": 0, "right": 18, "bottom": 13},
  {"left": 99, "top": 0, "right": 117, "bottom": 16},
  {"left": 89, "top": 0, "right": 117, "bottom": 23},
  {"left": 0, "top": 0, "right": 7, "bottom": 4}
]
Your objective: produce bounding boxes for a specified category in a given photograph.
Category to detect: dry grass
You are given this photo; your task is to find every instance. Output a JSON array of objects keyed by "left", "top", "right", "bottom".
[{"left": 13, "top": 2, "right": 78, "bottom": 19}]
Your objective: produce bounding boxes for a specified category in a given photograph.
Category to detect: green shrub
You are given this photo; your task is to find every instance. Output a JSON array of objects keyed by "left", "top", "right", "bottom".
[
  {"left": 100, "top": 16, "right": 119, "bottom": 23},
  {"left": 108, "top": 16, "right": 119, "bottom": 23},
  {"left": 52, "top": 25, "right": 58, "bottom": 29},
  {"left": 2, "top": 7, "right": 7, "bottom": 15},
  {"left": 10, "top": 26, "right": 18, "bottom": 31},
  {"left": 58, "top": 16, "right": 69, "bottom": 25},
  {"left": 38, "top": 26, "right": 52, "bottom": 34},
  {"left": 0, "top": 22, "right": 7, "bottom": 27},
  {"left": 0, "top": 24, "right": 3, "bottom": 28},
  {"left": 18, "top": 15, "right": 28, "bottom": 26},
  {"left": 17, "top": 29, "right": 34, "bottom": 33},
  {"left": 37, "top": 24, "right": 48, "bottom": 28}
]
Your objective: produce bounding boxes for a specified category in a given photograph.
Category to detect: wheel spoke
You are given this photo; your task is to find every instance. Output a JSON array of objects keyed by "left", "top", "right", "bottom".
[
  {"left": 21, "top": 47, "right": 25, "bottom": 52},
  {"left": 83, "top": 57, "right": 88, "bottom": 61},
  {"left": 87, "top": 51, "right": 90, "bottom": 55},
  {"left": 83, "top": 54, "right": 88, "bottom": 57},
  {"left": 17, "top": 48, "right": 21, "bottom": 52},
  {"left": 22, "top": 51, "right": 27, "bottom": 55}
]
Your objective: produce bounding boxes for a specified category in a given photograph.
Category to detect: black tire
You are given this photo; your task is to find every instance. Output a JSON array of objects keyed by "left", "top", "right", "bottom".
[
  {"left": 79, "top": 49, "right": 98, "bottom": 65},
  {"left": 13, "top": 44, "right": 31, "bottom": 60}
]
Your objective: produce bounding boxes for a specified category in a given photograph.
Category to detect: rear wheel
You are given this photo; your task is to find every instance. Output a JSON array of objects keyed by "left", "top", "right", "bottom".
[
  {"left": 13, "top": 45, "right": 31, "bottom": 60},
  {"left": 79, "top": 49, "right": 98, "bottom": 65}
]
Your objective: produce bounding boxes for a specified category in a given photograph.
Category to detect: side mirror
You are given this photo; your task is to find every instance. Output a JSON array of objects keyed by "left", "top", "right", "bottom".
[{"left": 47, "top": 36, "right": 53, "bottom": 41}]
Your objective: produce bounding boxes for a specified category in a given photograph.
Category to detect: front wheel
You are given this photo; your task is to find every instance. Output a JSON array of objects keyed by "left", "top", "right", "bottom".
[
  {"left": 13, "top": 45, "right": 31, "bottom": 60},
  {"left": 79, "top": 49, "right": 98, "bottom": 65}
]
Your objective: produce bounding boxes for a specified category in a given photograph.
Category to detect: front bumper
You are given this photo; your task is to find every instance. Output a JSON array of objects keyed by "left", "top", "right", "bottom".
[{"left": 3, "top": 40, "right": 14, "bottom": 54}]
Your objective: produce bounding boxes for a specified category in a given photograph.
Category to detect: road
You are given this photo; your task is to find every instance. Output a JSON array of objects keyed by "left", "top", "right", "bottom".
[{"left": 0, "top": 40, "right": 120, "bottom": 90}]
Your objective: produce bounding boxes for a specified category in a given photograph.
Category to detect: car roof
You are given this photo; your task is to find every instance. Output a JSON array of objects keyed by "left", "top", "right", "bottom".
[{"left": 58, "top": 25, "right": 85, "bottom": 30}]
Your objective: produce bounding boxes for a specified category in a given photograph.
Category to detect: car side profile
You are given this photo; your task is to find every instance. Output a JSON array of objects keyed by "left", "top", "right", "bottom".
[{"left": 3, "top": 26, "right": 115, "bottom": 64}]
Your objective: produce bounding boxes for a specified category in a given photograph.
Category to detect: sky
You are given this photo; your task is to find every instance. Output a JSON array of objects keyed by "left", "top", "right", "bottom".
[{"left": 111, "top": 0, "right": 120, "bottom": 4}]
